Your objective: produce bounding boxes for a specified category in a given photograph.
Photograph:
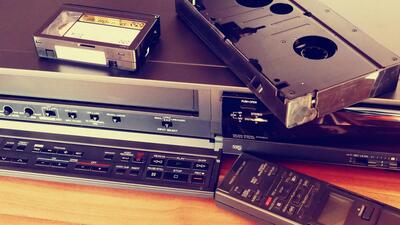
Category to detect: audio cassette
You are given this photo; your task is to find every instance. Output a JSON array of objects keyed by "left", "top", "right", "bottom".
[
  {"left": 175, "top": 0, "right": 400, "bottom": 128},
  {"left": 34, "top": 4, "right": 160, "bottom": 71}
]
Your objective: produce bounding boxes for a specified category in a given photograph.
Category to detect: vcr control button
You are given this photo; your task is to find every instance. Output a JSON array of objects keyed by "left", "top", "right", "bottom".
[
  {"left": 104, "top": 153, "right": 115, "bottom": 160},
  {"left": 68, "top": 112, "right": 77, "bottom": 119},
  {"left": 121, "top": 155, "right": 132, "bottom": 161},
  {"left": 115, "top": 168, "right": 127, "bottom": 174},
  {"left": 112, "top": 116, "right": 121, "bottom": 123},
  {"left": 16, "top": 142, "right": 29, "bottom": 151},
  {"left": 191, "top": 175, "right": 205, "bottom": 184},
  {"left": 91, "top": 166, "right": 109, "bottom": 173},
  {"left": 0, "top": 156, "right": 10, "bottom": 162},
  {"left": 164, "top": 172, "right": 188, "bottom": 182},
  {"left": 129, "top": 170, "right": 140, "bottom": 176},
  {"left": 146, "top": 170, "right": 162, "bottom": 179},
  {"left": 150, "top": 158, "right": 165, "bottom": 166},
  {"left": 193, "top": 162, "right": 209, "bottom": 171},
  {"left": 57, "top": 149, "right": 73, "bottom": 155},
  {"left": 11, "top": 158, "right": 28, "bottom": 164},
  {"left": 161, "top": 121, "right": 173, "bottom": 128},
  {"left": 3, "top": 141, "right": 15, "bottom": 150},
  {"left": 32, "top": 144, "right": 45, "bottom": 152},
  {"left": 166, "top": 160, "right": 191, "bottom": 169},
  {"left": 42, "top": 148, "right": 57, "bottom": 154},
  {"left": 36, "top": 160, "right": 51, "bottom": 166},
  {"left": 90, "top": 114, "right": 100, "bottom": 121},
  {"left": 132, "top": 152, "right": 145, "bottom": 163},
  {"left": 51, "top": 162, "right": 68, "bottom": 168},
  {"left": 74, "top": 151, "right": 84, "bottom": 157},
  {"left": 75, "top": 164, "right": 91, "bottom": 171}
]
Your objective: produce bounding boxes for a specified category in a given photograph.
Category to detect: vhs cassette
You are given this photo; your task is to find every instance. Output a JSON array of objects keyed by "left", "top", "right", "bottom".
[
  {"left": 34, "top": 4, "right": 160, "bottom": 71},
  {"left": 176, "top": 0, "right": 400, "bottom": 128}
]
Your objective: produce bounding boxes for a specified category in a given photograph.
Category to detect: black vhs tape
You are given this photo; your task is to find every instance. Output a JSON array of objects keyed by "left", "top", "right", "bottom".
[
  {"left": 34, "top": 4, "right": 160, "bottom": 71},
  {"left": 176, "top": 0, "right": 400, "bottom": 128}
]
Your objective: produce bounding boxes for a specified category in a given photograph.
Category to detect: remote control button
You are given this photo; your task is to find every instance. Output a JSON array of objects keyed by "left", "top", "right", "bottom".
[
  {"left": 290, "top": 174, "right": 299, "bottom": 183},
  {"left": 292, "top": 189, "right": 305, "bottom": 205},
  {"left": 246, "top": 190, "right": 254, "bottom": 199},
  {"left": 254, "top": 193, "right": 262, "bottom": 203},
  {"left": 277, "top": 183, "right": 293, "bottom": 199},
  {"left": 265, "top": 196, "right": 273, "bottom": 207},
  {"left": 362, "top": 206, "right": 375, "bottom": 221},
  {"left": 273, "top": 199, "right": 284, "bottom": 211},
  {"left": 287, "top": 205, "right": 297, "bottom": 216},
  {"left": 250, "top": 176, "right": 260, "bottom": 185},
  {"left": 304, "top": 189, "right": 317, "bottom": 207},
  {"left": 233, "top": 186, "right": 244, "bottom": 195},
  {"left": 268, "top": 166, "right": 278, "bottom": 176},
  {"left": 302, "top": 179, "right": 311, "bottom": 188},
  {"left": 297, "top": 208, "right": 306, "bottom": 219}
]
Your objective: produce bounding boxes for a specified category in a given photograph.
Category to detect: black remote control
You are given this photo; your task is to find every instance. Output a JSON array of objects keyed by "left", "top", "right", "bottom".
[{"left": 216, "top": 153, "right": 400, "bottom": 225}]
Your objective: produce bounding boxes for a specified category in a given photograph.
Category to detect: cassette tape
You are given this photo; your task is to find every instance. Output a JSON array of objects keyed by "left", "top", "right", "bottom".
[
  {"left": 176, "top": 0, "right": 400, "bottom": 128},
  {"left": 34, "top": 4, "right": 160, "bottom": 71}
]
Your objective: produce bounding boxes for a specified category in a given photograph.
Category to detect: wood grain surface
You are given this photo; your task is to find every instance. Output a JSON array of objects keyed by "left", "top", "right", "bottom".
[{"left": 1, "top": 158, "right": 399, "bottom": 225}]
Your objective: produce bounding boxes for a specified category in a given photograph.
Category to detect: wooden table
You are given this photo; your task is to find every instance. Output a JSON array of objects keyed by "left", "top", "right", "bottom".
[{"left": 1, "top": 157, "right": 399, "bottom": 225}]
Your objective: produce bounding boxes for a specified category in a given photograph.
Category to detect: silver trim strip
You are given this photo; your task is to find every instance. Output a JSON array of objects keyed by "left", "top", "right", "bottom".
[{"left": 0, "top": 120, "right": 214, "bottom": 149}]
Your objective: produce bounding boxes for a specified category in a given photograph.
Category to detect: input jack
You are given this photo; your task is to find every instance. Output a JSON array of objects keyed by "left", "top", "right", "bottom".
[
  {"left": 24, "top": 107, "right": 34, "bottom": 117},
  {"left": 3, "top": 106, "right": 13, "bottom": 116}
]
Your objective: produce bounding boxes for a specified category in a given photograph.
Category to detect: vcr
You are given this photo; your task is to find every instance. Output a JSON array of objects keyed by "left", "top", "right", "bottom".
[{"left": 222, "top": 92, "right": 400, "bottom": 171}]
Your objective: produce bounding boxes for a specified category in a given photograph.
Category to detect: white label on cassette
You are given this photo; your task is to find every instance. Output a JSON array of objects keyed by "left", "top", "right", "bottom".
[
  {"left": 64, "top": 21, "right": 140, "bottom": 46},
  {"left": 54, "top": 45, "right": 107, "bottom": 65}
]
